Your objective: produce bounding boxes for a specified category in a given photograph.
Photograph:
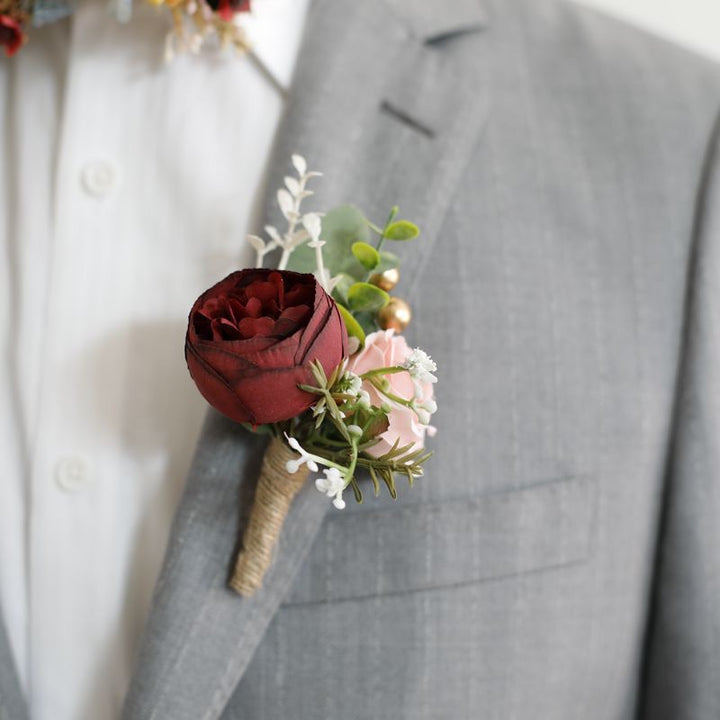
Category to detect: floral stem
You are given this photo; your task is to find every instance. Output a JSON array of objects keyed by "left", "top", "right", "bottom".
[
  {"left": 359, "top": 366, "right": 406, "bottom": 380},
  {"left": 369, "top": 378, "right": 414, "bottom": 408},
  {"left": 278, "top": 247, "right": 291, "bottom": 270},
  {"left": 375, "top": 205, "right": 398, "bottom": 254},
  {"left": 314, "top": 243, "right": 329, "bottom": 292},
  {"left": 343, "top": 439, "right": 359, "bottom": 488}
]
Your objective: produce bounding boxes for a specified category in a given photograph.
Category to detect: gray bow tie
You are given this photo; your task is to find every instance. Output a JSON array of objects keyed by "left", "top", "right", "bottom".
[{"left": 32, "top": 0, "right": 133, "bottom": 26}]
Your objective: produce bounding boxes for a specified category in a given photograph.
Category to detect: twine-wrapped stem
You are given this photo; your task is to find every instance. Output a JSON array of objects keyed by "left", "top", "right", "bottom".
[{"left": 230, "top": 436, "right": 309, "bottom": 596}]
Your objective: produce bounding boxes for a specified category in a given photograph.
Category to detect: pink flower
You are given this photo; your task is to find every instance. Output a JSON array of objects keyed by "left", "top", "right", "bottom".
[{"left": 347, "top": 329, "right": 436, "bottom": 458}]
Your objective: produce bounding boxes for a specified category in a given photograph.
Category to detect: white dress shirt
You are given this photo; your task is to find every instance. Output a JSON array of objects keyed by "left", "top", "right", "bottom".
[{"left": 0, "top": 0, "right": 309, "bottom": 716}]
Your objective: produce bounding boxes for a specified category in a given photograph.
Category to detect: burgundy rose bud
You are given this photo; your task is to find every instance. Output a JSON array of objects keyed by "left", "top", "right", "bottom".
[
  {"left": 0, "top": 15, "right": 24, "bottom": 57},
  {"left": 207, "top": 0, "right": 250, "bottom": 21},
  {"left": 185, "top": 269, "right": 348, "bottom": 425}
]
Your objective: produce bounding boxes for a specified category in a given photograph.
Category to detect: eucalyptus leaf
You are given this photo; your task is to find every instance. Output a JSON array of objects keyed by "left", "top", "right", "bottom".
[
  {"left": 286, "top": 205, "right": 370, "bottom": 279},
  {"left": 337, "top": 304, "right": 366, "bottom": 347},
  {"left": 348, "top": 283, "right": 389, "bottom": 313},
  {"left": 351, "top": 241, "right": 380, "bottom": 270},
  {"left": 385, "top": 220, "right": 420, "bottom": 241},
  {"left": 355, "top": 310, "right": 378, "bottom": 335}
]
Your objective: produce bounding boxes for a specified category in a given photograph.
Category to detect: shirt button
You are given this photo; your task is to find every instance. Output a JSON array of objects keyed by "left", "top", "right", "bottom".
[
  {"left": 55, "top": 455, "right": 92, "bottom": 493},
  {"left": 80, "top": 160, "right": 117, "bottom": 197}
]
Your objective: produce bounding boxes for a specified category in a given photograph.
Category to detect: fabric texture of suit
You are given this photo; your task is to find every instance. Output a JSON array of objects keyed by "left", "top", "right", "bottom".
[{"left": 2, "top": 0, "right": 720, "bottom": 717}]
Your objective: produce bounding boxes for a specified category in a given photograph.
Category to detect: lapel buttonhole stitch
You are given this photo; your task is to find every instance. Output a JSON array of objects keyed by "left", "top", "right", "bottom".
[{"left": 379, "top": 100, "right": 436, "bottom": 140}]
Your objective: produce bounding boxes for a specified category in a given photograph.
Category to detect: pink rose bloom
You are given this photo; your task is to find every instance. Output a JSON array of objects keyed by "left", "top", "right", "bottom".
[{"left": 347, "top": 329, "right": 436, "bottom": 458}]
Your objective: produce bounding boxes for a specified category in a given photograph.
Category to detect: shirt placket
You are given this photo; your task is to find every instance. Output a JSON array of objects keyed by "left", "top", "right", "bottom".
[{"left": 28, "top": 5, "right": 132, "bottom": 718}]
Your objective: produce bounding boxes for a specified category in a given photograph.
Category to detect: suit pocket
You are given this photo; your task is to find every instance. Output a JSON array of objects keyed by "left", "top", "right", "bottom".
[{"left": 284, "top": 475, "right": 596, "bottom": 605}]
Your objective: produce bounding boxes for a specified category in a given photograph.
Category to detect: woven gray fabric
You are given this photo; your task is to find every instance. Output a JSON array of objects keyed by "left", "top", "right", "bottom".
[{"left": 118, "top": 0, "right": 720, "bottom": 717}]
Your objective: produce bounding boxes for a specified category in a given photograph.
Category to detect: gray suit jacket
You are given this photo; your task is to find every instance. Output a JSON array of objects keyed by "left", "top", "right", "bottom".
[{"left": 2, "top": 0, "right": 720, "bottom": 718}]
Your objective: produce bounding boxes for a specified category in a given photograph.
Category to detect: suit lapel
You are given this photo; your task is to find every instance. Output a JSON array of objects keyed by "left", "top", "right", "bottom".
[{"left": 124, "top": 1, "right": 490, "bottom": 718}]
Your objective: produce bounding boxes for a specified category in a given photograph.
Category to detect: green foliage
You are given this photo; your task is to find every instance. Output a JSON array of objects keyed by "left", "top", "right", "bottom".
[
  {"left": 296, "top": 360, "right": 432, "bottom": 506},
  {"left": 357, "top": 438, "right": 433, "bottom": 498},
  {"left": 278, "top": 197, "right": 431, "bottom": 508},
  {"left": 351, "top": 241, "right": 380, "bottom": 270},
  {"left": 285, "top": 205, "right": 410, "bottom": 343},
  {"left": 287, "top": 205, "right": 369, "bottom": 279},
  {"left": 360, "top": 408, "right": 390, "bottom": 443},
  {"left": 385, "top": 220, "right": 420, "bottom": 241},
  {"left": 347, "top": 282, "right": 389, "bottom": 312},
  {"left": 354, "top": 311, "right": 378, "bottom": 335},
  {"left": 337, "top": 304, "right": 366, "bottom": 346},
  {"left": 331, "top": 273, "right": 355, "bottom": 305}
]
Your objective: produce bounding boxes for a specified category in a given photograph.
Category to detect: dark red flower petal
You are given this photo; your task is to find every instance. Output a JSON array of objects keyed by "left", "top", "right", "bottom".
[
  {"left": 185, "top": 268, "right": 347, "bottom": 424},
  {"left": 244, "top": 296, "right": 263, "bottom": 318},
  {"left": 238, "top": 316, "right": 275, "bottom": 338},
  {"left": 246, "top": 279, "right": 280, "bottom": 304},
  {"left": 285, "top": 284, "right": 314, "bottom": 307}
]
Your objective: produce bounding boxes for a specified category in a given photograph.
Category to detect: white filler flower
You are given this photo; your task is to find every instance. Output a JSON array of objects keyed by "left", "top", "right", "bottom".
[
  {"left": 315, "top": 467, "right": 347, "bottom": 509},
  {"left": 403, "top": 348, "right": 438, "bottom": 386},
  {"left": 284, "top": 435, "right": 319, "bottom": 474}
]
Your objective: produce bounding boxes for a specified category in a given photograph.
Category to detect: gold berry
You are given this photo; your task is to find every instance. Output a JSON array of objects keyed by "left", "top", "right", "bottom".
[
  {"left": 369, "top": 267, "right": 400, "bottom": 292},
  {"left": 377, "top": 297, "right": 412, "bottom": 332}
]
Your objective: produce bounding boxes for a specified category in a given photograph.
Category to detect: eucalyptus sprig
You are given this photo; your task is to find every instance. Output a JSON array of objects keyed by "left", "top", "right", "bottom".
[{"left": 241, "top": 156, "right": 434, "bottom": 512}]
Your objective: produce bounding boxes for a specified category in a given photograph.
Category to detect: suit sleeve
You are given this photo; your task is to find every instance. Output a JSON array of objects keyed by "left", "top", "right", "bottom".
[{"left": 638, "top": 108, "right": 720, "bottom": 719}]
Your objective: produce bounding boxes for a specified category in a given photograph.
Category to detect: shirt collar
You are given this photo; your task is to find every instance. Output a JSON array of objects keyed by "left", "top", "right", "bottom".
[
  {"left": 241, "top": 0, "right": 312, "bottom": 92},
  {"left": 32, "top": 0, "right": 310, "bottom": 94}
]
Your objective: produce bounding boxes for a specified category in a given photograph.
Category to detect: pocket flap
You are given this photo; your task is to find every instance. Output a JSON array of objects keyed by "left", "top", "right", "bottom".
[{"left": 285, "top": 475, "right": 596, "bottom": 605}]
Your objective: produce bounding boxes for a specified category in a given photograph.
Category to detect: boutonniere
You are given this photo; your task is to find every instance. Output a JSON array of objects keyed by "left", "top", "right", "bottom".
[
  {"left": 150, "top": 0, "right": 252, "bottom": 62},
  {"left": 0, "top": 0, "right": 252, "bottom": 59},
  {"left": 0, "top": 5, "right": 25, "bottom": 56},
  {"left": 185, "top": 155, "right": 438, "bottom": 596}
]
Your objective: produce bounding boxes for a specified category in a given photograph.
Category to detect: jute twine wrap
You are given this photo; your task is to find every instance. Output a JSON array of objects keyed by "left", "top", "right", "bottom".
[{"left": 230, "top": 436, "right": 310, "bottom": 596}]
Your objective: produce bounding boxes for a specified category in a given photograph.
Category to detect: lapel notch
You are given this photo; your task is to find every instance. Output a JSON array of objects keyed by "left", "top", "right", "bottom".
[{"left": 381, "top": 0, "right": 489, "bottom": 42}]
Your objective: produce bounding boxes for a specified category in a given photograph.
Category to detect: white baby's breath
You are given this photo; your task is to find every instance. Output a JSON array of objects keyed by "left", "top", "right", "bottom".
[
  {"left": 335, "top": 371, "right": 371, "bottom": 409},
  {"left": 358, "top": 389, "right": 372, "bottom": 409},
  {"left": 412, "top": 398, "right": 438, "bottom": 426},
  {"left": 344, "top": 372, "right": 363, "bottom": 396},
  {"left": 403, "top": 348, "right": 438, "bottom": 385}
]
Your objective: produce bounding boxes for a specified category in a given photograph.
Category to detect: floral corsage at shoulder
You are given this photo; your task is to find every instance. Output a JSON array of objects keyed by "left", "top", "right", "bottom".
[
  {"left": 185, "top": 155, "right": 438, "bottom": 597},
  {"left": 0, "top": 0, "right": 252, "bottom": 59}
]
